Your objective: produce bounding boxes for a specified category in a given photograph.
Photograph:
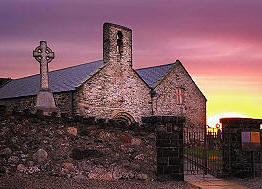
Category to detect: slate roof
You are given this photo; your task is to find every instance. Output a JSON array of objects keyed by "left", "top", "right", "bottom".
[
  {"left": 0, "top": 60, "right": 174, "bottom": 99},
  {"left": 135, "top": 63, "right": 174, "bottom": 87},
  {"left": 0, "top": 60, "right": 104, "bottom": 99}
]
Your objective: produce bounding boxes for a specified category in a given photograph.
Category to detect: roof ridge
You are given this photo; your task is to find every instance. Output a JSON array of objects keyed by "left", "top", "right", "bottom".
[
  {"left": 50, "top": 60, "right": 103, "bottom": 73},
  {"left": 135, "top": 63, "right": 175, "bottom": 71}
]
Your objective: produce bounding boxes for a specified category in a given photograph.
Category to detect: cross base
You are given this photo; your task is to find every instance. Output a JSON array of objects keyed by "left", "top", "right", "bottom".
[{"left": 35, "top": 90, "right": 59, "bottom": 115}]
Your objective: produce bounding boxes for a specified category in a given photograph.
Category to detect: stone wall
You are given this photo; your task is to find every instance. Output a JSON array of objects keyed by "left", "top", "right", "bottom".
[
  {"left": 74, "top": 62, "right": 152, "bottom": 122},
  {"left": 142, "top": 116, "right": 184, "bottom": 181},
  {"left": 0, "top": 110, "right": 157, "bottom": 181},
  {"left": 0, "top": 95, "right": 36, "bottom": 113},
  {"left": 54, "top": 91, "right": 74, "bottom": 115},
  {"left": 103, "top": 23, "right": 132, "bottom": 66},
  {"left": 74, "top": 23, "right": 152, "bottom": 122},
  {"left": 221, "top": 118, "right": 262, "bottom": 178},
  {"left": 153, "top": 60, "right": 206, "bottom": 128},
  {"left": 0, "top": 92, "right": 74, "bottom": 116}
]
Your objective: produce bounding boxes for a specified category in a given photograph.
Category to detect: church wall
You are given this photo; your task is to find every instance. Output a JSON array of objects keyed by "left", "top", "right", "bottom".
[
  {"left": 72, "top": 23, "right": 152, "bottom": 122},
  {"left": 0, "top": 92, "right": 73, "bottom": 115},
  {"left": 54, "top": 91, "right": 74, "bottom": 115},
  {"left": 74, "top": 62, "right": 152, "bottom": 122},
  {"left": 0, "top": 96, "right": 36, "bottom": 112},
  {"left": 153, "top": 61, "right": 206, "bottom": 128}
]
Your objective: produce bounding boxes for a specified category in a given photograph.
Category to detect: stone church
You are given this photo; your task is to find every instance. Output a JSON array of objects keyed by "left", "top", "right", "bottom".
[{"left": 0, "top": 23, "right": 206, "bottom": 127}]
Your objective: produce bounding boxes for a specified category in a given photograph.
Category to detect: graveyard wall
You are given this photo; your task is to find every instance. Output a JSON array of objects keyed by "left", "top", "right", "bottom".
[
  {"left": 0, "top": 111, "right": 157, "bottom": 180},
  {"left": 0, "top": 108, "right": 185, "bottom": 181},
  {"left": 0, "top": 95, "right": 36, "bottom": 112}
]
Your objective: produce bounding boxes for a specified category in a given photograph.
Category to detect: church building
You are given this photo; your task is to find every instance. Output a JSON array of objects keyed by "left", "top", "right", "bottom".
[{"left": 0, "top": 23, "right": 206, "bottom": 128}]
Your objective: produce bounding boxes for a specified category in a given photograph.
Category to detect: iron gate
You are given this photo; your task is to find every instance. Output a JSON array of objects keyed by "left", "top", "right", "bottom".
[{"left": 183, "top": 126, "right": 226, "bottom": 177}]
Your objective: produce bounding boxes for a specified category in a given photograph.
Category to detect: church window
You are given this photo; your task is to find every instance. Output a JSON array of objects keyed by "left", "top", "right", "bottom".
[
  {"left": 117, "top": 31, "right": 123, "bottom": 55},
  {"left": 175, "top": 88, "right": 184, "bottom": 105}
]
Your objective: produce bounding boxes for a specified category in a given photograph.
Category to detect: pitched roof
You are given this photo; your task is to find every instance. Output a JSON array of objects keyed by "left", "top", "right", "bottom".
[
  {"left": 0, "top": 61, "right": 180, "bottom": 100},
  {"left": 0, "top": 60, "right": 104, "bottom": 99},
  {"left": 135, "top": 63, "right": 175, "bottom": 87}
]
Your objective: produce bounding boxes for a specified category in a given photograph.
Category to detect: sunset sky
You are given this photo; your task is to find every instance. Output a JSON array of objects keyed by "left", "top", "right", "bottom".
[{"left": 0, "top": 0, "right": 261, "bottom": 126}]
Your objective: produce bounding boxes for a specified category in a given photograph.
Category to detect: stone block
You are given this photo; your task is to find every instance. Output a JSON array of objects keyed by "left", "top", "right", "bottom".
[
  {"left": 67, "top": 127, "right": 78, "bottom": 136},
  {"left": 35, "top": 90, "right": 58, "bottom": 113},
  {"left": 33, "top": 149, "right": 48, "bottom": 163},
  {"left": 71, "top": 148, "right": 102, "bottom": 160}
]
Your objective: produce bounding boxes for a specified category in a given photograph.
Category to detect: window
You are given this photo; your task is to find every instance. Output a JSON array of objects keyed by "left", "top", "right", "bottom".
[
  {"left": 117, "top": 31, "right": 123, "bottom": 55},
  {"left": 175, "top": 88, "right": 184, "bottom": 105}
]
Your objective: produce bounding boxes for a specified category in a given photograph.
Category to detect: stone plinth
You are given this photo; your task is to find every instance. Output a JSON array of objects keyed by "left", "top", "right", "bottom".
[{"left": 36, "top": 90, "right": 58, "bottom": 113}]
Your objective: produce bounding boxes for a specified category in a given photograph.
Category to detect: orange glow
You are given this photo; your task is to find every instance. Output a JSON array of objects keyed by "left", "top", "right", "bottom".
[
  {"left": 207, "top": 112, "right": 250, "bottom": 128},
  {"left": 192, "top": 74, "right": 262, "bottom": 127}
]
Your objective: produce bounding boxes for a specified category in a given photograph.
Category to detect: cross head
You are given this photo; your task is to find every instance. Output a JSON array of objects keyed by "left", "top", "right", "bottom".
[{"left": 33, "top": 41, "right": 54, "bottom": 64}]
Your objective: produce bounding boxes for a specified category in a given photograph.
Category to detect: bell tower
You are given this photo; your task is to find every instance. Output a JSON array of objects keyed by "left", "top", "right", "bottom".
[{"left": 103, "top": 23, "right": 132, "bottom": 67}]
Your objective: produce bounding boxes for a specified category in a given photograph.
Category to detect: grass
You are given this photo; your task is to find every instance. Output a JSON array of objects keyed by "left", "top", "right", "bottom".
[{"left": 184, "top": 146, "right": 223, "bottom": 166}]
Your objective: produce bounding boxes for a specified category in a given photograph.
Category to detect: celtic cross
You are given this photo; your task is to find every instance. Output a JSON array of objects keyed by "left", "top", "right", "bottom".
[{"left": 33, "top": 41, "right": 54, "bottom": 90}]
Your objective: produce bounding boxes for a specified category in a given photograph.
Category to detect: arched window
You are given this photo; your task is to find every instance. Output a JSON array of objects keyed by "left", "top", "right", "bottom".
[{"left": 117, "top": 31, "right": 123, "bottom": 55}]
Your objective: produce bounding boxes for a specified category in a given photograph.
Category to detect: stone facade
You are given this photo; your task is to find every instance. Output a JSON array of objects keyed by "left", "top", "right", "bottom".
[
  {"left": 74, "top": 62, "right": 152, "bottom": 122},
  {"left": 74, "top": 23, "right": 152, "bottom": 122},
  {"left": 153, "top": 60, "right": 206, "bottom": 128}
]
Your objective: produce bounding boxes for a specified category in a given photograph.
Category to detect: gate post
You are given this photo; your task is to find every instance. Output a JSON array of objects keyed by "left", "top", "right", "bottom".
[
  {"left": 150, "top": 116, "right": 185, "bottom": 181},
  {"left": 220, "top": 118, "right": 262, "bottom": 178},
  {"left": 204, "top": 125, "right": 208, "bottom": 175}
]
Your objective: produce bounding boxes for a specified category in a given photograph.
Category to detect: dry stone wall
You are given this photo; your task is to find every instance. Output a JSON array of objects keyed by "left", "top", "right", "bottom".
[{"left": 0, "top": 110, "right": 157, "bottom": 181}]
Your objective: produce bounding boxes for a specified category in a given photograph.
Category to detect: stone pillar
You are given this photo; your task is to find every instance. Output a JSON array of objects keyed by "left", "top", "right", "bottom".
[
  {"left": 221, "top": 118, "right": 262, "bottom": 178},
  {"left": 142, "top": 116, "right": 185, "bottom": 181}
]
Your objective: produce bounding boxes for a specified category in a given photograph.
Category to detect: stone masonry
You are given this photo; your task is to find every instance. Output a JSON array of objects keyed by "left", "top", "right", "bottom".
[
  {"left": 221, "top": 118, "right": 262, "bottom": 178},
  {"left": 153, "top": 60, "right": 206, "bottom": 128},
  {"left": 0, "top": 92, "right": 73, "bottom": 115},
  {"left": 0, "top": 108, "right": 158, "bottom": 181},
  {"left": 74, "top": 23, "right": 152, "bottom": 122},
  {"left": 0, "top": 107, "right": 188, "bottom": 181}
]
